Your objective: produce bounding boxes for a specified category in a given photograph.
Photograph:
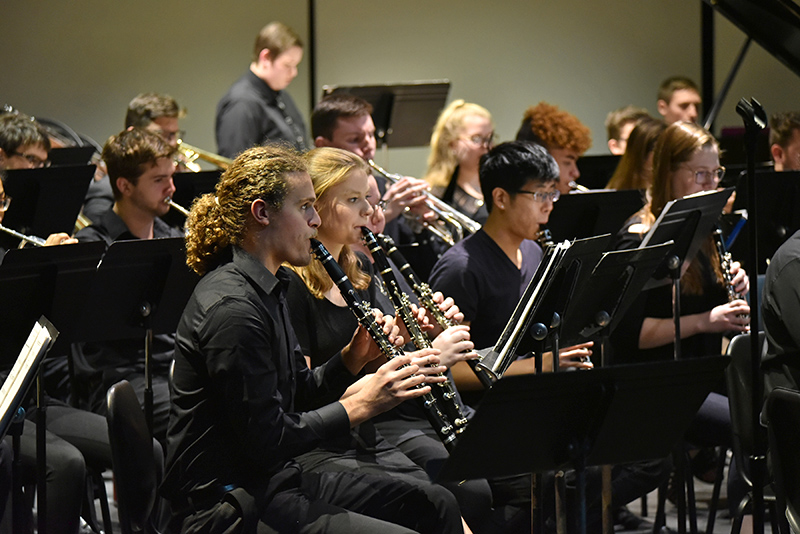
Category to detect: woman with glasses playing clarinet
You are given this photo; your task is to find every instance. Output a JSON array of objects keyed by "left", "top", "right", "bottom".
[
  {"left": 285, "top": 146, "right": 535, "bottom": 534},
  {"left": 611, "top": 121, "right": 751, "bottom": 524}
]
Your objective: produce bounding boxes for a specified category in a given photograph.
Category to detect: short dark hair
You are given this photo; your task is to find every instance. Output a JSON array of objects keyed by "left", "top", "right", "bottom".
[
  {"left": 0, "top": 112, "right": 51, "bottom": 155},
  {"left": 770, "top": 111, "right": 800, "bottom": 148},
  {"left": 479, "top": 141, "right": 559, "bottom": 213},
  {"left": 102, "top": 128, "right": 175, "bottom": 199},
  {"left": 124, "top": 93, "right": 182, "bottom": 128},
  {"left": 253, "top": 22, "right": 303, "bottom": 62},
  {"left": 657, "top": 76, "right": 699, "bottom": 104},
  {"left": 311, "top": 93, "right": 373, "bottom": 140}
]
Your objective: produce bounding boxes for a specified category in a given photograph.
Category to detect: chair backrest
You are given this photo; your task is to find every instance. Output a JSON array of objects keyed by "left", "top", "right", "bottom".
[
  {"left": 766, "top": 387, "right": 800, "bottom": 534},
  {"left": 725, "top": 331, "right": 766, "bottom": 487},
  {"left": 106, "top": 380, "right": 158, "bottom": 534}
]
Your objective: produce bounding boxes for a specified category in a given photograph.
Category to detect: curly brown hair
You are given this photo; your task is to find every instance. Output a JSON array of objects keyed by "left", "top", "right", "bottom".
[
  {"left": 516, "top": 102, "right": 592, "bottom": 154},
  {"left": 184, "top": 145, "right": 305, "bottom": 275}
]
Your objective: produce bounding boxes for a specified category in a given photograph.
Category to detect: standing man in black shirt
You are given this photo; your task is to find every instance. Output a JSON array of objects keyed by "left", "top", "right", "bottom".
[
  {"left": 164, "top": 145, "right": 465, "bottom": 533},
  {"left": 215, "top": 21, "right": 309, "bottom": 157}
]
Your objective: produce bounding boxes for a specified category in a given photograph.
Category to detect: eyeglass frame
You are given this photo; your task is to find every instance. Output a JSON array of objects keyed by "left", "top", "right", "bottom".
[
  {"left": 0, "top": 194, "right": 12, "bottom": 212},
  {"left": 461, "top": 132, "right": 496, "bottom": 148},
  {"left": 10, "top": 151, "right": 50, "bottom": 168},
  {"left": 679, "top": 164, "right": 726, "bottom": 185},
  {"left": 515, "top": 189, "right": 561, "bottom": 203}
]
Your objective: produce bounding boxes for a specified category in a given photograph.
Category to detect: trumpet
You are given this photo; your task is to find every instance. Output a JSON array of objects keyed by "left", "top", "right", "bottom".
[
  {"left": 368, "top": 159, "right": 482, "bottom": 245},
  {"left": 0, "top": 225, "right": 45, "bottom": 247},
  {"left": 176, "top": 140, "right": 233, "bottom": 171},
  {"left": 165, "top": 197, "right": 190, "bottom": 217}
]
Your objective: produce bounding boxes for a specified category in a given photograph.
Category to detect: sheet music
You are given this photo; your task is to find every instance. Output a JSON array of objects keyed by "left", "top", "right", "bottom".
[{"left": 0, "top": 318, "right": 57, "bottom": 436}]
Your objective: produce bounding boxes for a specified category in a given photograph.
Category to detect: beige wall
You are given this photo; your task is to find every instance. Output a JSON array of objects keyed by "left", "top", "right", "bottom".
[{"left": 3, "top": 1, "right": 799, "bottom": 177}]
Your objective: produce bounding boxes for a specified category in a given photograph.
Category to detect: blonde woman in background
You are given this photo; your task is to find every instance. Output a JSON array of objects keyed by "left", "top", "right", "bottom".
[{"left": 425, "top": 100, "right": 494, "bottom": 225}]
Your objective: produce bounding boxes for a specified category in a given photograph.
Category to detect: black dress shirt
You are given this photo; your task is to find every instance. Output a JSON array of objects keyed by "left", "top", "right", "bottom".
[
  {"left": 215, "top": 70, "right": 309, "bottom": 158},
  {"left": 163, "top": 247, "right": 354, "bottom": 501}
]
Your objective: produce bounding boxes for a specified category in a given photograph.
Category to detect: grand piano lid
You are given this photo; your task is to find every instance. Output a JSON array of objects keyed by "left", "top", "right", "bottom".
[{"left": 705, "top": 0, "right": 800, "bottom": 77}]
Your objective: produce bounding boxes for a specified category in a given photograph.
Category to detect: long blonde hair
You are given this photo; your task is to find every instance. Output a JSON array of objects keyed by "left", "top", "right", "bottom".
[
  {"left": 291, "top": 147, "right": 371, "bottom": 299},
  {"left": 424, "top": 100, "right": 493, "bottom": 190}
]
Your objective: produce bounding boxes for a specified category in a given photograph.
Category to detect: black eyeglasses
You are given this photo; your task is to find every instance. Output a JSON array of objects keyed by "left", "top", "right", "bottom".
[
  {"left": 0, "top": 195, "right": 12, "bottom": 211},
  {"left": 10, "top": 152, "right": 50, "bottom": 168}
]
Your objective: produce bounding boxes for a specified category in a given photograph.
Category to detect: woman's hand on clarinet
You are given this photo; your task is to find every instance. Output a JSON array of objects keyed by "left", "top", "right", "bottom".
[
  {"left": 729, "top": 261, "right": 749, "bottom": 297},
  {"left": 431, "top": 325, "right": 477, "bottom": 369},
  {"left": 706, "top": 300, "right": 750, "bottom": 333}
]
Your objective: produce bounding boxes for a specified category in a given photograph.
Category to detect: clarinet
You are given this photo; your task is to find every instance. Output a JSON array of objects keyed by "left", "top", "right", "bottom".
[
  {"left": 361, "top": 228, "right": 469, "bottom": 433},
  {"left": 713, "top": 225, "right": 750, "bottom": 324},
  {"left": 377, "top": 233, "right": 495, "bottom": 390},
  {"left": 309, "top": 239, "right": 458, "bottom": 451}
]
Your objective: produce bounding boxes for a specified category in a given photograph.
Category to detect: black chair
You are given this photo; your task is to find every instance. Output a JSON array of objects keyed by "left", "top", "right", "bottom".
[
  {"left": 766, "top": 387, "right": 800, "bottom": 534},
  {"left": 725, "top": 332, "right": 782, "bottom": 534},
  {"left": 106, "top": 380, "right": 163, "bottom": 534}
]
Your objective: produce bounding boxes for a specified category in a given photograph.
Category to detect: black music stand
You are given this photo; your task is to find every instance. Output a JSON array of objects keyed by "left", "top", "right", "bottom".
[
  {"left": 558, "top": 242, "right": 674, "bottom": 363},
  {"left": 161, "top": 170, "right": 222, "bottom": 228},
  {"left": 729, "top": 169, "right": 800, "bottom": 274},
  {"left": 0, "top": 243, "right": 105, "bottom": 534},
  {"left": 1, "top": 165, "right": 94, "bottom": 249},
  {"left": 0, "top": 242, "right": 106, "bottom": 361},
  {"left": 522, "top": 235, "right": 612, "bottom": 361},
  {"left": 322, "top": 81, "right": 450, "bottom": 148},
  {"left": 439, "top": 356, "right": 729, "bottom": 534},
  {"left": 0, "top": 317, "right": 58, "bottom": 534},
  {"left": 576, "top": 154, "right": 621, "bottom": 190},
  {"left": 641, "top": 188, "right": 733, "bottom": 291},
  {"left": 71, "top": 238, "right": 198, "bottom": 434},
  {"left": 47, "top": 146, "right": 96, "bottom": 167},
  {"left": 547, "top": 189, "right": 645, "bottom": 243}
]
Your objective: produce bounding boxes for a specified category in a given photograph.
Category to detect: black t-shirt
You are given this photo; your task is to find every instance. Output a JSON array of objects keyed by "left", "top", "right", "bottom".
[{"left": 428, "top": 229, "right": 543, "bottom": 350}]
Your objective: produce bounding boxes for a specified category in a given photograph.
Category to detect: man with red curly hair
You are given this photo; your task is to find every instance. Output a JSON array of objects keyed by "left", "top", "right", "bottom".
[{"left": 515, "top": 102, "right": 592, "bottom": 195}]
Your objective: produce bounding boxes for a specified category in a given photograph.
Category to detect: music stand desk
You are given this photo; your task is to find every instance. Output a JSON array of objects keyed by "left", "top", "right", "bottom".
[{"left": 440, "top": 357, "right": 729, "bottom": 534}]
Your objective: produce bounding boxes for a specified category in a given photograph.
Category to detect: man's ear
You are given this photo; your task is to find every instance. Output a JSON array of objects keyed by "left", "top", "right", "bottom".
[
  {"left": 257, "top": 48, "right": 272, "bottom": 66},
  {"left": 251, "top": 198, "right": 270, "bottom": 226},
  {"left": 492, "top": 187, "right": 510, "bottom": 210},
  {"left": 657, "top": 99, "right": 669, "bottom": 118},
  {"left": 771, "top": 143, "right": 785, "bottom": 167},
  {"left": 314, "top": 136, "right": 333, "bottom": 148},
  {"left": 116, "top": 176, "right": 134, "bottom": 197}
]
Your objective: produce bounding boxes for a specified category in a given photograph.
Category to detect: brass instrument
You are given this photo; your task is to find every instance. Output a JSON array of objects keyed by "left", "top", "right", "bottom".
[
  {"left": 176, "top": 140, "right": 233, "bottom": 171},
  {"left": 378, "top": 233, "right": 494, "bottom": 389},
  {"left": 362, "top": 227, "right": 469, "bottom": 433},
  {"left": 310, "top": 238, "right": 458, "bottom": 451},
  {"left": 0, "top": 225, "right": 46, "bottom": 247},
  {"left": 368, "top": 159, "right": 481, "bottom": 246},
  {"left": 165, "top": 197, "right": 190, "bottom": 217}
]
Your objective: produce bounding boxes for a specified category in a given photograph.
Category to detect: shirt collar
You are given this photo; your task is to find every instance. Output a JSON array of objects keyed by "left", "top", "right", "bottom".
[
  {"left": 231, "top": 246, "right": 282, "bottom": 296},
  {"left": 245, "top": 69, "right": 280, "bottom": 106}
]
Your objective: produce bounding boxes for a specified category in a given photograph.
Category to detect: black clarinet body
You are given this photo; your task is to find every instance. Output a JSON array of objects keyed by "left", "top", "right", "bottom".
[
  {"left": 378, "top": 233, "right": 496, "bottom": 390},
  {"left": 361, "top": 228, "right": 469, "bottom": 433},
  {"left": 309, "top": 238, "right": 458, "bottom": 451}
]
